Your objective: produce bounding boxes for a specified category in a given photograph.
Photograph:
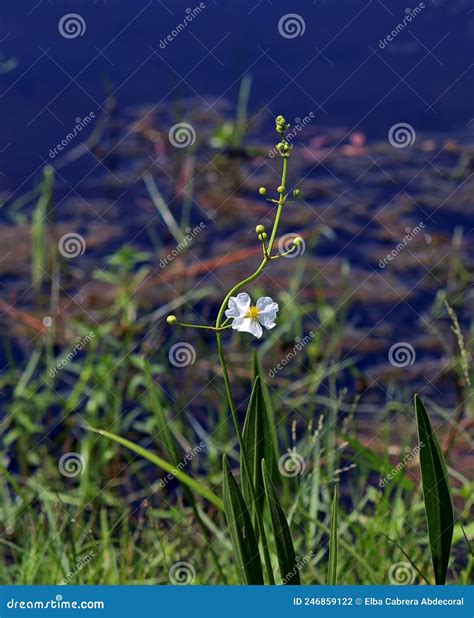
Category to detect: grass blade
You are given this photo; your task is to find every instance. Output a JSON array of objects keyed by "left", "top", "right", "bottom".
[
  {"left": 262, "top": 459, "right": 300, "bottom": 584},
  {"left": 222, "top": 455, "right": 263, "bottom": 585},
  {"left": 88, "top": 427, "right": 223, "bottom": 511},
  {"left": 385, "top": 535, "right": 430, "bottom": 585},
  {"left": 327, "top": 485, "right": 338, "bottom": 585},
  {"left": 143, "top": 362, "right": 198, "bottom": 510},
  {"left": 414, "top": 394, "right": 454, "bottom": 584},
  {"left": 143, "top": 172, "right": 184, "bottom": 245},
  {"left": 31, "top": 166, "right": 54, "bottom": 292}
]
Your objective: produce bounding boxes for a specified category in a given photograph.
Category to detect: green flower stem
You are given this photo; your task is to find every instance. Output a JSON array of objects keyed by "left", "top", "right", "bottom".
[
  {"left": 175, "top": 321, "right": 232, "bottom": 332},
  {"left": 267, "top": 157, "right": 288, "bottom": 254},
  {"left": 270, "top": 245, "right": 296, "bottom": 260},
  {"left": 215, "top": 157, "right": 288, "bottom": 330},
  {"left": 214, "top": 154, "right": 289, "bottom": 585}
]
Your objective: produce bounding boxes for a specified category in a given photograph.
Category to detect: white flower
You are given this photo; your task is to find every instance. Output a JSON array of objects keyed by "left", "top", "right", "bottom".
[{"left": 225, "top": 292, "right": 279, "bottom": 339}]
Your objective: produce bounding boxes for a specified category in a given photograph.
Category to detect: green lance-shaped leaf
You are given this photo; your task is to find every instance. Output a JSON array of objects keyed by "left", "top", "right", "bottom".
[
  {"left": 222, "top": 455, "right": 264, "bottom": 585},
  {"left": 327, "top": 485, "right": 338, "bottom": 585},
  {"left": 242, "top": 376, "right": 275, "bottom": 523},
  {"left": 252, "top": 352, "right": 279, "bottom": 478},
  {"left": 262, "top": 459, "right": 300, "bottom": 585},
  {"left": 414, "top": 394, "right": 454, "bottom": 585}
]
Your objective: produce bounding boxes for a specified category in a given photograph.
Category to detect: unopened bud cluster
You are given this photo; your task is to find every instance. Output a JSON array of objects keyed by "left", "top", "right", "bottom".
[
  {"left": 255, "top": 224, "right": 267, "bottom": 241},
  {"left": 275, "top": 115, "right": 289, "bottom": 134},
  {"left": 275, "top": 115, "right": 293, "bottom": 158}
]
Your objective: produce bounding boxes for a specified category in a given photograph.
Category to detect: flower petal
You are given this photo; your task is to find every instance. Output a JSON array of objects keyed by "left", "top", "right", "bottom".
[
  {"left": 231, "top": 317, "right": 263, "bottom": 339},
  {"left": 256, "top": 296, "right": 279, "bottom": 329},
  {"left": 225, "top": 292, "right": 251, "bottom": 319},
  {"left": 260, "top": 317, "right": 277, "bottom": 330}
]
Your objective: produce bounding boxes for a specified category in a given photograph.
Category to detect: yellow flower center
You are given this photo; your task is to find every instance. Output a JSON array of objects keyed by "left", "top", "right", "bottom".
[{"left": 245, "top": 306, "right": 260, "bottom": 320}]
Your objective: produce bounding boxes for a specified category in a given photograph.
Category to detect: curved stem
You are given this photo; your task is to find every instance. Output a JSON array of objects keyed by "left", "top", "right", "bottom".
[
  {"left": 215, "top": 159, "right": 288, "bottom": 330},
  {"left": 214, "top": 153, "right": 290, "bottom": 585},
  {"left": 270, "top": 245, "right": 297, "bottom": 260}
]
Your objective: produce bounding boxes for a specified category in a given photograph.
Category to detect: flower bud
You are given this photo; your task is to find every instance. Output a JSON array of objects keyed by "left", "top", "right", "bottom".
[
  {"left": 276, "top": 115, "right": 290, "bottom": 135},
  {"left": 276, "top": 140, "right": 292, "bottom": 157},
  {"left": 255, "top": 224, "right": 265, "bottom": 234},
  {"left": 277, "top": 185, "right": 285, "bottom": 194},
  {"left": 166, "top": 315, "right": 177, "bottom": 325},
  {"left": 293, "top": 189, "right": 301, "bottom": 197},
  {"left": 258, "top": 187, "right": 267, "bottom": 196}
]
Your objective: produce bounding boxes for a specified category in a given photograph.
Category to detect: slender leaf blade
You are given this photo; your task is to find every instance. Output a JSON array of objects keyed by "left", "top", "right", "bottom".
[
  {"left": 414, "top": 394, "right": 454, "bottom": 584},
  {"left": 222, "top": 455, "right": 263, "bottom": 585},
  {"left": 88, "top": 427, "right": 223, "bottom": 510},
  {"left": 252, "top": 352, "right": 278, "bottom": 478},
  {"left": 143, "top": 361, "right": 196, "bottom": 507},
  {"left": 262, "top": 459, "right": 300, "bottom": 585},
  {"left": 242, "top": 376, "right": 274, "bottom": 519},
  {"left": 327, "top": 485, "right": 338, "bottom": 585}
]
